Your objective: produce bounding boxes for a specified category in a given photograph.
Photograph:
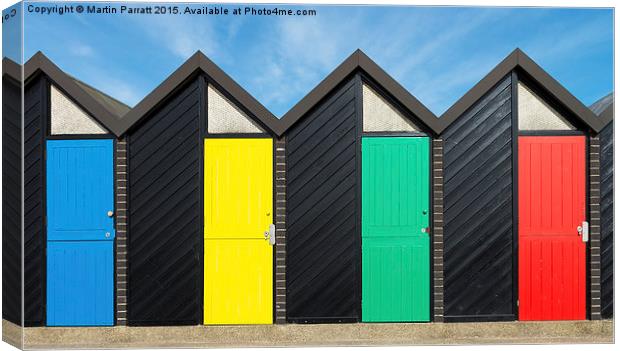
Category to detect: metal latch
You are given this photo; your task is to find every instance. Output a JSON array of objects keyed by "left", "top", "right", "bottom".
[
  {"left": 577, "top": 221, "right": 589, "bottom": 243},
  {"left": 264, "top": 224, "right": 276, "bottom": 246}
]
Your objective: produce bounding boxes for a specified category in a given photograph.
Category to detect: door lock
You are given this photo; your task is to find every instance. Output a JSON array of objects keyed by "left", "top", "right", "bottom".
[
  {"left": 578, "top": 221, "right": 589, "bottom": 243},
  {"left": 264, "top": 224, "right": 276, "bottom": 246}
]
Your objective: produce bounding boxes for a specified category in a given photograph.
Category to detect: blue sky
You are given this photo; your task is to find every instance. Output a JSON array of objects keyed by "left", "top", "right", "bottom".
[{"left": 17, "top": 2, "right": 614, "bottom": 116}]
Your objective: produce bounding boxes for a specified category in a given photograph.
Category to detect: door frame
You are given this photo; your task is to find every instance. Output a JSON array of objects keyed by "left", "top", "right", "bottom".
[
  {"left": 44, "top": 137, "right": 117, "bottom": 326},
  {"left": 359, "top": 135, "right": 433, "bottom": 320},
  {"left": 359, "top": 135, "right": 432, "bottom": 322},
  {"left": 202, "top": 136, "right": 276, "bottom": 324},
  {"left": 515, "top": 133, "right": 590, "bottom": 320}
]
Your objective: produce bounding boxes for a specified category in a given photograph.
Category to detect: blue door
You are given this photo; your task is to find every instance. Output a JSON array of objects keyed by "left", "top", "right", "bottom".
[{"left": 46, "top": 139, "right": 115, "bottom": 326}]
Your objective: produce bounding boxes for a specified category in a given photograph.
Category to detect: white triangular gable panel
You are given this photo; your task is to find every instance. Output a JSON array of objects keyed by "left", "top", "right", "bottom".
[
  {"left": 207, "top": 85, "right": 265, "bottom": 134},
  {"left": 50, "top": 85, "right": 107, "bottom": 135},
  {"left": 362, "top": 83, "right": 420, "bottom": 132},
  {"left": 518, "top": 82, "right": 576, "bottom": 131}
]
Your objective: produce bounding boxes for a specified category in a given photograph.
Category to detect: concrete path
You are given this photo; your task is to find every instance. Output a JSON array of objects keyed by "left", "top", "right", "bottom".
[{"left": 2, "top": 319, "right": 613, "bottom": 349}]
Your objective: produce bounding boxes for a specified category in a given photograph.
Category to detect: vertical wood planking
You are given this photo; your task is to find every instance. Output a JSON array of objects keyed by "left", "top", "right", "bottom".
[
  {"left": 361, "top": 137, "right": 430, "bottom": 322},
  {"left": 203, "top": 138, "right": 273, "bottom": 325},
  {"left": 518, "top": 136, "right": 586, "bottom": 321},
  {"left": 45, "top": 139, "right": 115, "bottom": 326}
]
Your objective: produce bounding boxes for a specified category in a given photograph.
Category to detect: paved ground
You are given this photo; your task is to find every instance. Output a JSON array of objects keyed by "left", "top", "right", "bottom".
[{"left": 2, "top": 319, "right": 614, "bottom": 349}]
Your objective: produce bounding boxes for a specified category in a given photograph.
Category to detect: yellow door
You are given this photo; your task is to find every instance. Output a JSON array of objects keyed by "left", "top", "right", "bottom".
[{"left": 204, "top": 138, "right": 273, "bottom": 324}]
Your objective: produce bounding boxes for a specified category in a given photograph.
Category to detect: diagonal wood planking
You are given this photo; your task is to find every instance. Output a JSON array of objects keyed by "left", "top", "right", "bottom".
[
  {"left": 285, "top": 77, "right": 360, "bottom": 323},
  {"left": 127, "top": 78, "right": 203, "bottom": 325},
  {"left": 442, "top": 75, "right": 516, "bottom": 322},
  {"left": 23, "top": 77, "right": 47, "bottom": 326},
  {"left": 2, "top": 76, "right": 23, "bottom": 325}
]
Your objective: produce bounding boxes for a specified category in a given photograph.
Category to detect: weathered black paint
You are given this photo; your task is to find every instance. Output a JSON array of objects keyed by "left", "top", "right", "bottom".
[
  {"left": 127, "top": 78, "right": 203, "bottom": 325},
  {"left": 600, "top": 120, "right": 613, "bottom": 319},
  {"left": 2, "top": 76, "right": 23, "bottom": 325},
  {"left": 286, "top": 77, "right": 360, "bottom": 323},
  {"left": 443, "top": 75, "right": 516, "bottom": 322}
]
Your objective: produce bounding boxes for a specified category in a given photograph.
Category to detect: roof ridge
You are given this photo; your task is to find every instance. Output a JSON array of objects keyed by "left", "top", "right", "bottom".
[
  {"left": 116, "top": 50, "right": 280, "bottom": 135},
  {"left": 435, "top": 48, "right": 604, "bottom": 133},
  {"left": 10, "top": 48, "right": 608, "bottom": 136}
]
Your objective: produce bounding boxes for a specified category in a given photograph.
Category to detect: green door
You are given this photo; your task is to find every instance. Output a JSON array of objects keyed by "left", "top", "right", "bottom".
[{"left": 362, "top": 137, "right": 430, "bottom": 322}]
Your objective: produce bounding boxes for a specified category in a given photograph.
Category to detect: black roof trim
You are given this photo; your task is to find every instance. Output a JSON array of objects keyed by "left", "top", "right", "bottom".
[
  {"left": 436, "top": 48, "right": 605, "bottom": 133},
  {"left": 4, "top": 53, "right": 130, "bottom": 136},
  {"left": 117, "top": 51, "right": 280, "bottom": 136},
  {"left": 2, "top": 57, "right": 21, "bottom": 83},
  {"left": 278, "top": 49, "right": 440, "bottom": 136},
  {"left": 5, "top": 48, "right": 608, "bottom": 137}
]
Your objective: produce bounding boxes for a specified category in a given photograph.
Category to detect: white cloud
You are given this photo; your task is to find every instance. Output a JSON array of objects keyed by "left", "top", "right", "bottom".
[
  {"left": 239, "top": 7, "right": 508, "bottom": 116},
  {"left": 132, "top": 13, "right": 219, "bottom": 60},
  {"left": 242, "top": 10, "right": 367, "bottom": 115},
  {"left": 524, "top": 16, "right": 611, "bottom": 62},
  {"left": 69, "top": 43, "right": 95, "bottom": 58}
]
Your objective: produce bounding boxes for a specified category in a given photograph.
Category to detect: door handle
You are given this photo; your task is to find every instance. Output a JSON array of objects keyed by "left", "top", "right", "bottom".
[
  {"left": 107, "top": 210, "right": 114, "bottom": 217},
  {"left": 578, "top": 221, "right": 589, "bottom": 243},
  {"left": 264, "top": 224, "right": 276, "bottom": 246}
]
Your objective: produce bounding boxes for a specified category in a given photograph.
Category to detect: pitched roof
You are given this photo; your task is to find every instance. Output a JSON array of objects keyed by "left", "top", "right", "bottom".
[
  {"left": 589, "top": 92, "right": 612, "bottom": 116},
  {"left": 278, "top": 49, "right": 440, "bottom": 136},
  {"left": 70, "top": 77, "right": 130, "bottom": 118},
  {"left": 2, "top": 57, "right": 21, "bottom": 83},
  {"left": 3, "top": 52, "right": 130, "bottom": 136},
  {"left": 599, "top": 102, "right": 614, "bottom": 127},
  {"left": 436, "top": 48, "right": 605, "bottom": 133},
  {"left": 4, "top": 48, "right": 609, "bottom": 137},
  {"left": 589, "top": 92, "right": 613, "bottom": 130},
  {"left": 117, "top": 51, "right": 280, "bottom": 136}
]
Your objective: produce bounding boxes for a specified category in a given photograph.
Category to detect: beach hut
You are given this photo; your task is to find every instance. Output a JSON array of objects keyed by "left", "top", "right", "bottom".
[
  {"left": 116, "top": 52, "right": 282, "bottom": 326},
  {"left": 2, "top": 53, "right": 129, "bottom": 326},
  {"left": 279, "top": 50, "right": 443, "bottom": 323},
  {"left": 436, "top": 49, "right": 607, "bottom": 322}
]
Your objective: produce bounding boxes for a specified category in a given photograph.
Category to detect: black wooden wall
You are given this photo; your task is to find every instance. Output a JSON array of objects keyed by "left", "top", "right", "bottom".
[
  {"left": 600, "top": 120, "right": 613, "bottom": 319},
  {"left": 127, "top": 78, "right": 204, "bottom": 325},
  {"left": 443, "top": 75, "right": 515, "bottom": 322},
  {"left": 286, "top": 77, "right": 360, "bottom": 323},
  {"left": 23, "top": 77, "right": 48, "bottom": 326},
  {"left": 2, "top": 76, "right": 22, "bottom": 325}
]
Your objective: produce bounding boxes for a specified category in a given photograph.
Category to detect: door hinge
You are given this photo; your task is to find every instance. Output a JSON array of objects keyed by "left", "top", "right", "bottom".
[{"left": 517, "top": 300, "right": 519, "bottom": 307}]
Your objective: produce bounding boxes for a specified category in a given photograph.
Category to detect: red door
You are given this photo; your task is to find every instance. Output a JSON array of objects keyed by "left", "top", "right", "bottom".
[{"left": 518, "top": 136, "right": 586, "bottom": 321}]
